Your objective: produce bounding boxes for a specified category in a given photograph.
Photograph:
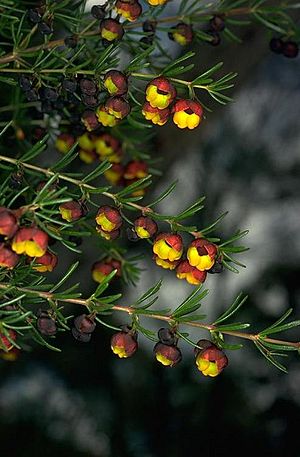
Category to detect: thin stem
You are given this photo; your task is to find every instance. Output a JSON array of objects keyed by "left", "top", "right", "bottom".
[{"left": 0, "top": 282, "right": 299, "bottom": 349}]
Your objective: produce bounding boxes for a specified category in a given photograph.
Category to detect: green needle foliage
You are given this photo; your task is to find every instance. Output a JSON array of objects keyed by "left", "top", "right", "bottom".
[{"left": 0, "top": 0, "right": 299, "bottom": 376}]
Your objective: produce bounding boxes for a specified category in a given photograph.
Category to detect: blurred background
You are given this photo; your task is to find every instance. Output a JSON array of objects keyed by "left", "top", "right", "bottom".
[{"left": 1, "top": 1, "right": 300, "bottom": 456}]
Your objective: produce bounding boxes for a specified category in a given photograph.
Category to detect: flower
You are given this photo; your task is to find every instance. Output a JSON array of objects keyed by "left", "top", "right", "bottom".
[
  {"left": 154, "top": 342, "right": 182, "bottom": 367},
  {"left": 37, "top": 311, "right": 57, "bottom": 336},
  {"left": 105, "top": 96, "right": 131, "bottom": 119},
  {"left": 195, "top": 340, "right": 228, "bottom": 377},
  {"left": 96, "top": 227, "right": 121, "bottom": 241},
  {"left": 153, "top": 255, "right": 180, "bottom": 270},
  {"left": 104, "top": 163, "right": 124, "bottom": 185},
  {"left": 59, "top": 200, "right": 85, "bottom": 222},
  {"left": 210, "top": 15, "right": 226, "bottom": 32},
  {"left": 104, "top": 70, "right": 128, "bottom": 96},
  {"left": 146, "top": 0, "right": 168, "bottom": 5},
  {"left": 172, "top": 99, "right": 203, "bottom": 130},
  {"left": 78, "top": 132, "right": 95, "bottom": 152},
  {"left": 92, "top": 259, "right": 122, "bottom": 283},
  {"left": 100, "top": 18, "right": 124, "bottom": 42},
  {"left": 81, "top": 110, "right": 100, "bottom": 132},
  {"left": 0, "top": 207, "right": 18, "bottom": 238},
  {"left": 114, "top": 0, "right": 142, "bottom": 21},
  {"left": 169, "top": 23, "right": 193, "bottom": 46},
  {"left": 124, "top": 160, "right": 148, "bottom": 180},
  {"left": 94, "top": 133, "right": 123, "bottom": 163},
  {"left": 145, "top": 77, "right": 176, "bottom": 110},
  {"left": 176, "top": 260, "right": 207, "bottom": 285},
  {"left": 142, "top": 102, "right": 170, "bottom": 126},
  {"left": 134, "top": 216, "right": 158, "bottom": 239},
  {"left": 111, "top": 331, "right": 138, "bottom": 358},
  {"left": 0, "top": 329, "right": 17, "bottom": 351},
  {"left": 153, "top": 233, "right": 183, "bottom": 262},
  {"left": 32, "top": 251, "right": 58, "bottom": 272},
  {"left": 187, "top": 239, "right": 217, "bottom": 271},
  {"left": 55, "top": 133, "right": 75, "bottom": 154},
  {"left": 96, "top": 106, "right": 119, "bottom": 127},
  {"left": 74, "top": 314, "right": 96, "bottom": 334},
  {"left": 79, "top": 148, "right": 98, "bottom": 164},
  {"left": 12, "top": 227, "right": 48, "bottom": 257},
  {"left": 0, "top": 245, "right": 19, "bottom": 268},
  {"left": 95, "top": 205, "right": 122, "bottom": 232}
]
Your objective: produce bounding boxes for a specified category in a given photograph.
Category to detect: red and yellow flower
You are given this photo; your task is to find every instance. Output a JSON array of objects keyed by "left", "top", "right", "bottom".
[
  {"left": 104, "top": 70, "right": 128, "bottom": 96},
  {"left": 169, "top": 23, "right": 193, "bottom": 46},
  {"left": 96, "top": 105, "right": 119, "bottom": 127},
  {"left": 59, "top": 200, "right": 85, "bottom": 222},
  {"left": 111, "top": 331, "right": 138, "bottom": 358},
  {"left": 124, "top": 160, "right": 148, "bottom": 180},
  {"left": 187, "top": 239, "right": 217, "bottom": 271},
  {"left": 195, "top": 340, "right": 228, "bottom": 377},
  {"left": 172, "top": 99, "right": 203, "bottom": 130},
  {"left": 0, "top": 329, "right": 17, "bottom": 352},
  {"left": 100, "top": 18, "right": 124, "bottom": 42},
  {"left": 176, "top": 260, "right": 207, "bottom": 285},
  {"left": 96, "top": 227, "right": 121, "bottom": 240},
  {"left": 142, "top": 102, "right": 170, "bottom": 126},
  {"left": 79, "top": 148, "right": 98, "bottom": 164},
  {"left": 134, "top": 216, "right": 158, "bottom": 239},
  {"left": 32, "top": 251, "right": 58, "bottom": 272},
  {"left": 94, "top": 134, "right": 123, "bottom": 163},
  {"left": 0, "top": 244, "right": 19, "bottom": 269},
  {"left": 145, "top": 77, "right": 176, "bottom": 110},
  {"left": 95, "top": 205, "right": 122, "bottom": 233},
  {"left": 154, "top": 342, "right": 182, "bottom": 367},
  {"left": 78, "top": 132, "right": 95, "bottom": 152},
  {"left": 153, "top": 233, "right": 183, "bottom": 262},
  {"left": 115, "top": 0, "right": 142, "bottom": 21},
  {"left": 0, "top": 207, "right": 18, "bottom": 238},
  {"left": 12, "top": 227, "right": 48, "bottom": 257},
  {"left": 92, "top": 258, "right": 122, "bottom": 283},
  {"left": 55, "top": 133, "right": 75, "bottom": 154},
  {"left": 146, "top": 0, "right": 168, "bottom": 6},
  {"left": 105, "top": 96, "right": 131, "bottom": 119}
]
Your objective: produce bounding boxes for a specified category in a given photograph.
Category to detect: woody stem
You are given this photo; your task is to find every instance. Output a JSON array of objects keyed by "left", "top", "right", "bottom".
[{"left": 0, "top": 282, "right": 299, "bottom": 349}]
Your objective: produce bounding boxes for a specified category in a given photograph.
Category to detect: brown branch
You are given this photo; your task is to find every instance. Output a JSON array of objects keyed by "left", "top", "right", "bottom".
[{"left": 0, "top": 282, "right": 299, "bottom": 349}]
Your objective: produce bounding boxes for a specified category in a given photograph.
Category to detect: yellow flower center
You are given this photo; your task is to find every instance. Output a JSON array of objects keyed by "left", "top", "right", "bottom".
[
  {"left": 156, "top": 352, "right": 172, "bottom": 366},
  {"left": 96, "top": 108, "right": 118, "bottom": 127},
  {"left": 146, "top": 85, "right": 172, "bottom": 110},
  {"left": 95, "top": 213, "right": 116, "bottom": 232},
  {"left": 78, "top": 133, "right": 95, "bottom": 152},
  {"left": 173, "top": 111, "right": 201, "bottom": 130},
  {"left": 173, "top": 32, "right": 187, "bottom": 46},
  {"left": 12, "top": 240, "right": 45, "bottom": 258},
  {"left": 196, "top": 357, "right": 219, "bottom": 377},
  {"left": 111, "top": 345, "right": 128, "bottom": 358},
  {"left": 153, "top": 239, "right": 182, "bottom": 261},
  {"left": 187, "top": 247, "right": 215, "bottom": 271},
  {"left": 104, "top": 77, "right": 119, "bottom": 95},
  {"left": 135, "top": 226, "right": 150, "bottom": 239},
  {"left": 102, "top": 29, "right": 118, "bottom": 41}
]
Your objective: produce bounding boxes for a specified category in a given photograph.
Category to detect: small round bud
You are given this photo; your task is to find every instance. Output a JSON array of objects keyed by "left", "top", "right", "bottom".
[
  {"left": 283, "top": 41, "right": 299, "bottom": 58},
  {"left": 154, "top": 342, "right": 182, "bottom": 367},
  {"left": 158, "top": 328, "right": 176, "bottom": 346},
  {"left": 74, "top": 314, "right": 96, "bottom": 334},
  {"left": 37, "top": 313, "right": 57, "bottom": 336},
  {"left": 269, "top": 37, "right": 284, "bottom": 54},
  {"left": 115, "top": 0, "right": 142, "bottom": 22},
  {"left": 38, "top": 21, "right": 53, "bottom": 35},
  {"left": 210, "top": 15, "right": 225, "bottom": 32},
  {"left": 24, "top": 89, "right": 39, "bottom": 101},
  {"left": 27, "top": 8, "right": 42, "bottom": 24},
  {"left": 91, "top": 5, "right": 106, "bottom": 20},
  {"left": 62, "top": 79, "right": 77, "bottom": 93},
  {"left": 81, "top": 110, "right": 100, "bottom": 132},
  {"left": 18, "top": 75, "right": 32, "bottom": 91},
  {"left": 142, "top": 20, "right": 156, "bottom": 34},
  {"left": 169, "top": 23, "right": 193, "bottom": 46},
  {"left": 100, "top": 19, "right": 124, "bottom": 42},
  {"left": 72, "top": 327, "right": 92, "bottom": 342},
  {"left": 79, "top": 78, "right": 98, "bottom": 96},
  {"left": 104, "top": 70, "right": 128, "bottom": 96},
  {"left": 134, "top": 216, "right": 158, "bottom": 239}
]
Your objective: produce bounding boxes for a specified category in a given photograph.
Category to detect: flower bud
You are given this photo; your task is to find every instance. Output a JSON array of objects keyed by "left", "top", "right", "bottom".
[
  {"left": 0, "top": 347, "right": 20, "bottom": 361},
  {"left": 115, "top": 0, "right": 142, "bottom": 22},
  {"left": 33, "top": 251, "right": 58, "bottom": 272},
  {"left": 154, "top": 342, "right": 182, "bottom": 367},
  {"left": 74, "top": 314, "right": 96, "bottom": 334},
  {"left": 12, "top": 227, "right": 48, "bottom": 258},
  {"left": 134, "top": 216, "right": 158, "bottom": 239},
  {"left": 0, "top": 207, "right": 18, "bottom": 238},
  {"left": 195, "top": 341, "right": 228, "bottom": 377},
  {"left": 62, "top": 78, "right": 77, "bottom": 93},
  {"left": 210, "top": 15, "right": 225, "bottom": 32},
  {"left": 145, "top": 77, "right": 176, "bottom": 110},
  {"left": 153, "top": 255, "right": 180, "bottom": 270},
  {"left": 95, "top": 205, "right": 122, "bottom": 232},
  {"left": 176, "top": 260, "right": 207, "bottom": 285},
  {"left": 283, "top": 41, "right": 299, "bottom": 58},
  {"left": 187, "top": 239, "right": 217, "bottom": 271},
  {"left": 92, "top": 259, "right": 122, "bottom": 283},
  {"left": 111, "top": 331, "right": 138, "bottom": 358},
  {"left": 79, "top": 148, "right": 98, "bottom": 164},
  {"left": 59, "top": 200, "right": 86, "bottom": 222},
  {"left": 172, "top": 99, "right": 203, "bottom": 130},
  {"left": 37, "top": 312, "right": 57, "bottom": 336},
  {"left": 100, "top": 18, "right": 124, "bottom": 42},
  {"left": 0, "top": 244, "right": 19, "bottom": 269},
  {"left": 91, "top": 4, "right": 106, "bottom": 19},
  {"left": 78, "top": 132, "right": 95, "bottom": 151},
  {"left": 158, "top": 327, "right": 176, "bottom": 346},
  {"left": 79, "top": 78, "right": 98, "bottom": 96},
  {"left": 55, "top": 133, "right": 75, "bottom": 154},
  {"left": 104, "top": 163, "right": 124, "bottom": 185},
  {"left": 81, "top": 110, "right": 100, "bottom": 132},
  {"left": 104, "top": 70, "right": 128, "bottom": 96},
  {"left": 169, "top": 23, "right": 193, "bottom": 46},
  {"left": 153, "top": 233, "right": 183, "bottom": 262},
  {"left": 142, "top": 102, "right": 170, "bottom": 126},
  {"left": 142, "top": 20, "right": 156, "bottom": 33}
]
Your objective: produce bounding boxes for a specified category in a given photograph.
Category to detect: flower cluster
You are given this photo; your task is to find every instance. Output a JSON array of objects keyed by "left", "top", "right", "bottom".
[{"left": 142, "top": 77, "right": 203, "bottom": 130}]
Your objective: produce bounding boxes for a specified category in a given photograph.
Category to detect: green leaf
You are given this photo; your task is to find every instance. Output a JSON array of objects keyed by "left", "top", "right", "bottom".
[
  {"left": 49, "top": 261, "right": 79, "bottom": 293},
  {"left": 91, "top": 270, "right": 117, "bottom": 299},
  {"left": 259, "top": 308, "right": 293, "bottom": 335},
  {"left": 147, "top": 181, "right": 177, "bottom": 208},
  {"left": 214, "top": 293, "right": 248, "bottom": 325},
  {"left": 214, "top": 322, "right": 250, "bottom": 331},
  {"left": 260, "top": 320, "right": 300, "bottom": 336},
  {"left": 82, "top": 160, "right": 111, "bottom": 183},
  {"left": 254, "top": 341, "right": 288, "bottom": 373},
  {"left": 192, "top": 62, "right": 224, "bottom": 85},
  {"left": 172, "top": 285, "right": 208, "bottom": 319}
]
